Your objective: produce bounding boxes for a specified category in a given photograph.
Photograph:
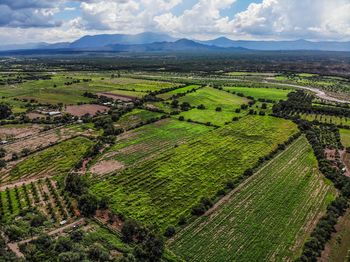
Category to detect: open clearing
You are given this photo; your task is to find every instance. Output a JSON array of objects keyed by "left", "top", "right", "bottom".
[
  {"left": 91, "top": 116, "right": 298, "bottom": 229},
  {"left": 223, "top": 86, "right": 292, "bottom": 101},
  {"left": 169, "top": 136, "right": 335, "bottom": 262},
  {"left": 178, "top": 86, "right": 249, "bottom": 110},
  {"left": 64, "top": 104, "right": 109, "bottom": 117},
  {"left": 0, "top": 124, "right": 43, "bottom": 141},
  {"left": 177, "top": 87, "right": 249, "bottom": 125}
]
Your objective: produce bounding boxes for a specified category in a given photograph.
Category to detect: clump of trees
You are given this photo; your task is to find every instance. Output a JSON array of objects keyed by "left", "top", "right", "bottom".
[{"left": 121, "top": 220, "right": 165, "bottom": 262}]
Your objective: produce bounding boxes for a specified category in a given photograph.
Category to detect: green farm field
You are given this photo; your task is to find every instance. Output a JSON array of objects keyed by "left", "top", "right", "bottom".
[
  {"left": 223, "top": 86, "right": 292, "bottom": 101},
  {"left": 1, "top": 136, "right": 94, "bottom": 183},
  {"left": 115, "top": 109, "right": 164, "bottom": 130},
  {"left": 91, "top": 116, "right": 298, "bottom": 229},
  {"left": 177, "top": 87, "right": 249, "bottom": 125},
  {"left": 158, "top": 85, "right": 200, "bottom": 100},
  {"left": 0, "top": 73, "right": 180, "bottom": 110},
  {"left": 178, "top": 86, "right": 249, "bottom": 110},
  {"left": 178, "top": 109, "right": 244, "bottom": 126},
  {"left": 169, "top": 136, "right": 335, "bottom": 262},
  {"left": 92, "top": 118, "right": 213, "bottom": 172},
  {"left": 340, "top": 129, "right": 350, "bottom": 147}
]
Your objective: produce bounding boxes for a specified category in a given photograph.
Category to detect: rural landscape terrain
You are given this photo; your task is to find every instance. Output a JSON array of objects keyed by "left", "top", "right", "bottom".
[{"left": 0, "top": 51, "right": 350, "bottom": 262}]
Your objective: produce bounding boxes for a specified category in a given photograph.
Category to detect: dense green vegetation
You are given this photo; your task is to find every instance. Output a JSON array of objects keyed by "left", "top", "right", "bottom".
[
  {"left": 170, "top": 136, "right": 334, "bottom": 262},
  {"left": 91, "top": 116, "right": 297, "bottom": 229}
]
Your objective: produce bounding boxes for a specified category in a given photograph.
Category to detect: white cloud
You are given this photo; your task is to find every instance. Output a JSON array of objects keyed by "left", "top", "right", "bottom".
[
  {"left": 79, "top": 0, "right": 182, "bottom": 32},
  {"left": 154, "top": 0, "right": 236, "bottom": 37},
  {"left": 1, "top": 0, "right": 350, "bottom": 44},
  {"left": 231, "top": 0, "right": 350, "bottom": 40}
]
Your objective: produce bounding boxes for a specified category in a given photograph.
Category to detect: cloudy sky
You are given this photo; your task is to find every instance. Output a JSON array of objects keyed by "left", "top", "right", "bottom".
[{"left": 1, "top": 0, "right": 350, "bottom": 44}]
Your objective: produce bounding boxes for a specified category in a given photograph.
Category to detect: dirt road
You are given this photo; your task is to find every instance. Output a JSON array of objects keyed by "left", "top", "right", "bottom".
[{"left": 266, "top": 82, "right": 350, "bottom": 104}]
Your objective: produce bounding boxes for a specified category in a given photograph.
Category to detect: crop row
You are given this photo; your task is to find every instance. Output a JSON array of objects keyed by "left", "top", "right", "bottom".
[
  {"left": 170, "top": 136, "right": 335, "bottom": 262},
  {"left": 91, "top": 115, "right": 298, "bottom": 229}
]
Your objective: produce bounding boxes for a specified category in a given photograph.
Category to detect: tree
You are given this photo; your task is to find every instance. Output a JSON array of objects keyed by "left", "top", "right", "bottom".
[
  {"left": 88, "top": 243, "right": 109, "bottom": 261},
  {"left": 65, "top": 173, "right": 87, "bottom": 196},
  {"left": 0, "top": 104, "right": 12, "bottom": 119},
  {"left": 122, "top": 220, "right": 139, "bottom": 243},
  {"left": 78, "top": 193, "right": 98, "bottom": 217},
  {"left": 215, "top": 107, "right": 222, "bottom": 112},
  {"left": 164, "top": 227, "right": 175, "bottom": 238}
]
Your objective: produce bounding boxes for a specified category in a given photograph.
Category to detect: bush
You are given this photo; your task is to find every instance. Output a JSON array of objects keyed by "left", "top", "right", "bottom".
[{"left": 164, "top": 227, "right": 176, "bottom": 238}]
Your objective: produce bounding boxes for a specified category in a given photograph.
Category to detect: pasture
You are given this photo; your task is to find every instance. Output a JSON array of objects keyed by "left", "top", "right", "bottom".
[
  {"left": 340, "top": 128, "right": 350, "bottom": 148},
  {"left": 177, "top": 87, "right": 249, "bottom": 125},
  {"left": 169, "top": 136, "right": 334, "bottom": 262},
  {"left": 178, "top": 86, "right": 249, "bottom": 110},
  {"left": 223, "top": 86, "right": 292, "bottom": 101},
  {"left": 90, "top": 116, "right": 298, "bottom": 229}
]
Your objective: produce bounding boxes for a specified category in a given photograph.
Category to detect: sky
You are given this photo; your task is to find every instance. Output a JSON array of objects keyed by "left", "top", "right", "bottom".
[{"left": 0, "top": 0, "right": 350, "bottom": 45}]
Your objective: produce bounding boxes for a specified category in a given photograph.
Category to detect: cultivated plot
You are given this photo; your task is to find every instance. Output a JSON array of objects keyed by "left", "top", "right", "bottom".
[
  {"left": 90, "top": 119, "right": 213, "bottom": 175},
  {"left": 169, "top": 136, "right": 335, "bottom": 262},
  {"left": 91, "top": 116, "right": 298, "bottom": 229},
  {"left": 223, "top": 86, "right": 292, "bottom": 101}
]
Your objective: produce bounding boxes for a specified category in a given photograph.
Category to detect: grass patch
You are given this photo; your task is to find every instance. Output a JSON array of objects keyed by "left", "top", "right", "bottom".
[
  {"left": 223, "top": 86, "right": 292, "bottom": 101},
  {"left": 340, "top": 128, "right": 350, "bottom": 148}
]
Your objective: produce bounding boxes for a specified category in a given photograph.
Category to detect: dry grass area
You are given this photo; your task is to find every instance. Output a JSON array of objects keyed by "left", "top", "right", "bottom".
[
  {"left": 64, "top": 104, "right": 109, "bottom": 117},
  {"left": 0, "top": 124, "right": 43, "bottom": 141},
  {"left": 90, "top": 160, "right": 124, "bottom": 176},
  {"left": 1, "top": 126, "right": 85, "bottom": 160}
]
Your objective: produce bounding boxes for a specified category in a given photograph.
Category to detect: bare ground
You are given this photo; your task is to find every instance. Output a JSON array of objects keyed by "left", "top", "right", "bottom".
[
  {"left": 90, "top": 159, "right": 124, "bottom": 175},
  {"left": 64, "top": 104, "right": 109, "bottom": 117},
  {"left": 97, "top": 92, "right": 137, "bottom": 102}
]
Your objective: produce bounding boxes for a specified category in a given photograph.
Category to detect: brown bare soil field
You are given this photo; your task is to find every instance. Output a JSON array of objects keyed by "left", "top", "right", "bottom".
[
  {"left": 64, "top": 104, "right": 109, "bottom": 117},
  {"left": 1, "top": 126, "right": 84, "bottom": 160},
  {"left": 97, "top": 92, "right": 136, "bottom": 101},
  {"left": 0, "top": 124, "right": 43, "bottom": 140},
  {"left": 90, "top": 159, "right": 124, "bottom": 175},
  {"left": 26, "top": 112, "right": 46, "bottom": 119}
]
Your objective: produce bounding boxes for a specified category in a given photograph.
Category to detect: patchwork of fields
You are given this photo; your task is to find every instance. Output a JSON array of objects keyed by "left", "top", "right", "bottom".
[
  {"left": 91, "top": 118, "right": 213, "bottom": 175},
  {"left": 169, "top": 136, "right": 334, "bottom": 261},
  {"left": 1, "top": 136, "right": 94, "bottom": 183},
  {"left": 91, "top": 116, "right": 298, "bottom": 229}
]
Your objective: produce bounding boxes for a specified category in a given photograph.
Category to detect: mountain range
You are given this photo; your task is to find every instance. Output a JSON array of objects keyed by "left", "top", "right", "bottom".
[{"left": 1, "top": 32, "right": 350, "bottom": 53}]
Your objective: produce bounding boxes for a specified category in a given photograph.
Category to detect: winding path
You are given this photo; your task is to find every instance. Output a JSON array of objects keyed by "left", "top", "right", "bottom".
[{"left": 266, "top": 82, "right": 350, "bottom": 104}]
